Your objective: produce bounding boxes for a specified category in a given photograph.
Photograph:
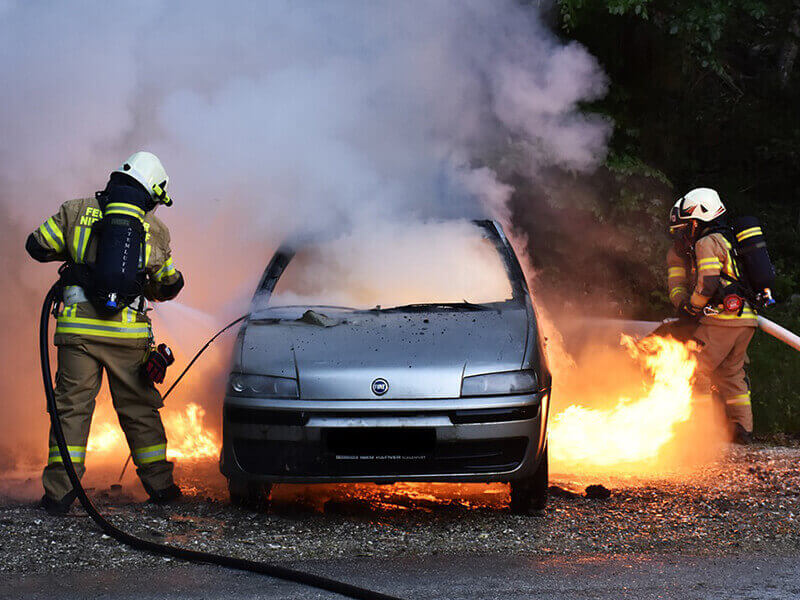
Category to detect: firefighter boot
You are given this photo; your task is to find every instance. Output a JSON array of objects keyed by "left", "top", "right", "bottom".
[
  {"left": 144, "top": 482, "right": 183, "bottom": 504},
  {"left": 732, "top": 424, "right": 753, "bottom": 446},
  {"left": 40, "top": 490, "right": 77, "bottom": 516}
]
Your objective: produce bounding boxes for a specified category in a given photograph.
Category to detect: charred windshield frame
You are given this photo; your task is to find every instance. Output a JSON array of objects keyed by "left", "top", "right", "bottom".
[{"left": 253, "top": 220, "right": 529, "bottom": 310}]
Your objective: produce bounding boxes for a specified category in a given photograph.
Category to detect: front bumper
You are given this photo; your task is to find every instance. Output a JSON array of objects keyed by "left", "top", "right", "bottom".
[{"left": 220, "top": 392, "right": 547, "bottom": 484}]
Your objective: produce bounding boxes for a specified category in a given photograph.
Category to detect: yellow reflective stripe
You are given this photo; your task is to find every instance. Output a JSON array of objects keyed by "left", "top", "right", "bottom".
[
  {"left": 697, "top": 257, "right": 722, "bottom": 267},
  {"left": 56, "top": 315, "right": 149, "bottom": 329},
  {"left": 56, "top": 315, "right": 151, "bottom": 339},
  {"left": 668, "top": 267, "right": 686, "bottom": 278},
  {"left": 669, "top": 286, "right": 687, "bottom": 300},
  {"left": 152, "top": 184, "right": 172, "bottom": 206},
  {"left": 54, "top": 327, "right": 150, "bottom": 339},
  {"left": 697, "top": 256, "right": 723, "bottom": 273},
  {"left": 154, "top": 256, "right": 177, "bottom": 281},
  {"left": 71, "top": 225, "right": 90, "bottom": 263},
  {"left": 71, "top": 226, "right": 80, "bottom": 261},
  {"left": 710, "top": 243, "right": 739, "bottom": 280},
  {"left": 726, "top": 393, "right": 751, "bottom": 406},
  {"left": 707, "top": 308, "right": 758, "bottom": 320},
  {"left": 55, "top": 326, "right": 151, "bottom": 339},
  {"left": 38, "top": 217, "right": 65, "bottom": 252},
  {"left": 133, "top": 443, "right": 167, "bottom": 465},
  {"left": 736, "top": 227, "right": 762, "bottom": 242},
  {"left": 105, "top": 202, "right": 145, "bottom": 219},
  {"left": 48, "top": 445, "right": 86, "bottom": 464},
  {"left": 139, "top": 243, "right": 153, "bottom": 269},
  {"left": 121, "top": 307, "right": 136, "bottom": 324},
  {"left": 135, "top": 443, "right": 167, "bottom": 454}
]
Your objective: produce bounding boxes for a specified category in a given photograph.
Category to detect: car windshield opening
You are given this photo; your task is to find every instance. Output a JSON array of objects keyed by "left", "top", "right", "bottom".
[{"left": 260, "top": 221, "right": 516, "bottom": 311}]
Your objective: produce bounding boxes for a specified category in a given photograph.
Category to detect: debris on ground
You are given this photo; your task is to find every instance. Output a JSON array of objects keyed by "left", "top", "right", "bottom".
[
  {"left": 1, "top": 445, "right": 799, "bottom": 576},
  {"left": 584, "top": 484, "right": 611, "bottom": 500},
  {"left": 548, "top": 485, "right": 580, "bottom": 499}
]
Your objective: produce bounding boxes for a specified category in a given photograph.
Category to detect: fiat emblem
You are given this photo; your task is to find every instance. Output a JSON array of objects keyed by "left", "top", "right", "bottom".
[{"left": 371, "top": 378, "right": 389, "bottom": 396}]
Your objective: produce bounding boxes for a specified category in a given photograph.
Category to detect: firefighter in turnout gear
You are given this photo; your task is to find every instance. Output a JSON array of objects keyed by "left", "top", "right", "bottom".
[
  {"left": 26, "top": 152, "right": 185, "bottom": 514},
  {"left": 667, "top": 188, "right": 756, "bottom": 445}
]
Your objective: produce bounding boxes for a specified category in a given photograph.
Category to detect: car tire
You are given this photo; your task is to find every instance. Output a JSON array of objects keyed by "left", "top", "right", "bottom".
[
  {"left": 228, "top": 478, "right": 272, "bottom": 510},
  {"left": 510, "top": 445, "right": 548, "bottom": 514}
]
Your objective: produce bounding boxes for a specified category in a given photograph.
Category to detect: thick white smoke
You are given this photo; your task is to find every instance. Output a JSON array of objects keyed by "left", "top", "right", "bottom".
[{"left": 0, "top": 1, "right": 609, "bottom": 470}]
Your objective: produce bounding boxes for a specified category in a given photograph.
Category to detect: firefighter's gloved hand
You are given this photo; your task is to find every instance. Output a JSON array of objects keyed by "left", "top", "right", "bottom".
[
  {"left": 144, "top": 344, "right": 175, "bottom": 384},
  {"left": 677, "top": 301, "right": 701, "bottom": 321}
]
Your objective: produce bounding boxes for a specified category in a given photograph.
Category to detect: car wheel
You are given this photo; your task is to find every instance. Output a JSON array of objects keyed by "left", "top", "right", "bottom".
[
  {"left": 228, "top": 478, "right": 272, "bottom": 510},
  {"left": 509, "top": 445, "right": 548, "bottom": 514}
]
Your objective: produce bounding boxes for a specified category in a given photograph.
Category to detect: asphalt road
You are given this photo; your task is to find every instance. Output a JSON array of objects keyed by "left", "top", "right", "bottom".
[{"left": 4, "top": 553, "right": 800, "bottom": 600}]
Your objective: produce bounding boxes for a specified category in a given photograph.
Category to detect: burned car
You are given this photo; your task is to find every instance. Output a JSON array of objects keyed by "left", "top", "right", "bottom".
[{"left": 220, "top": 220, "right": 551, "bottom": 513}]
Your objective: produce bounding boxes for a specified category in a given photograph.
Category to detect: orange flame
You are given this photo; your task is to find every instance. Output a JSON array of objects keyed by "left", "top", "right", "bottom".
[
  {"left": 163, "top": 403, "right": 219, "bottom": 461},
  {"left": 86, "top": 401, "right": 219, "bottom": 463},
  {"left": 548, "top": 334, "right": 719, "bottom": 476},
  {"left": 86, "top": 420, "right": 125, "bottom": 453}
]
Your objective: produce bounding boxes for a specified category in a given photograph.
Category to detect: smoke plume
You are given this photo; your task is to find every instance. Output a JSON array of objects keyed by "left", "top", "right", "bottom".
[{"left": 0, "top": 2, "right": 609, "bottom": 473}]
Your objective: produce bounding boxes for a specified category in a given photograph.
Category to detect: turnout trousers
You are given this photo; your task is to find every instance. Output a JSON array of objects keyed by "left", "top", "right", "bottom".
[
  {"left": 692, "top": 324, "right": 756, "bottom": 433},
  {"left": 42, "top": 342, "right": 175, "bottom": 501}
]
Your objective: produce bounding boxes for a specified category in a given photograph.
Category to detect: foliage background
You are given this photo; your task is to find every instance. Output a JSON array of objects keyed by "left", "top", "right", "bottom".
[{"left": 511, "top": 0, "right": 800, "bottom": 434}]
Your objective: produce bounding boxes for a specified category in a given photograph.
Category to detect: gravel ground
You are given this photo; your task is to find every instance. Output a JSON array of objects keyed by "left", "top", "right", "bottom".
[{"left": 2, "top": 445, "right": 799, "bottom": 576}]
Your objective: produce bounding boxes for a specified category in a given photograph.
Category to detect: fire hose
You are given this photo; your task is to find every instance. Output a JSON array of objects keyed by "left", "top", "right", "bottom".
[
  {"left": 587, "top": 316, "right": 800, "bottom": 352},
  {"left": 118, "top": 312, "right": 248, "bottom": 481},
  {"left": 40, "top": 282, "right": 404, "bottom": 600},
  {"left": 754, "top": 316, "right": 800, "bottom": 352},
  {"left": 656, "top": 316, "right": 800, "bottom": 351}
]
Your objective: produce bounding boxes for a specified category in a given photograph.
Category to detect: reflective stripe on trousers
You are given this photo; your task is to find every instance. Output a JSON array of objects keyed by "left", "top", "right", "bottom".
[
  {"left": 48, "top": 445, "right": 86, "bottom": 464},
  {"left": 133, "top": 443, "right": 167, "bottom": 465}
]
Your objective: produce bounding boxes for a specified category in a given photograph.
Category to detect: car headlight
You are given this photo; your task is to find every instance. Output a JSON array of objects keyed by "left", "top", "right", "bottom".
[
  {"left": 461, "top": 370, "right": 538, "bottom": 397},
  {"left": 227, "top": 373, "right": 299, "bottom": 398}
]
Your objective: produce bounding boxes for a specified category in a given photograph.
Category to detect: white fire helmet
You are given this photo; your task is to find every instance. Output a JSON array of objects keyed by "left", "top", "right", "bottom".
[
  {"left": 113, "top": 151, "right": 172, "bottom": 206},
  {"left": 670, "top": 187, "right": 726, "bottom": 226}
]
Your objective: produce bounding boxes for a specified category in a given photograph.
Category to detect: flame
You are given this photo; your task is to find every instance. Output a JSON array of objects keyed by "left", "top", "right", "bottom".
[
  {"left": 271, "top": 481, "right": 510, "bottom": 512},
  {"left": 85, "top": 401, "right": 219, "bottom": 463},
  {"left": 163, "top": 403, "right": 219, "bottom": 461},
  {"left": 86, "top": 420, "right": 125, "bottom": 453},
  {"left": 548, "top": 334, "right": 719, "bottom": 476},
  {"left": 82, "top": 326, "right": 723, "bottom": 485}
]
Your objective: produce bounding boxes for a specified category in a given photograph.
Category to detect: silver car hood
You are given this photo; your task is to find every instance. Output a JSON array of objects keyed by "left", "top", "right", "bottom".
[{"left": 239, "top": 308, "right": 530, "bottom": 399}]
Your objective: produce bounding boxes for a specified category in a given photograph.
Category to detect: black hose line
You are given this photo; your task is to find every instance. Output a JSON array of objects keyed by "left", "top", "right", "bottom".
[
  {"left": 118, "top": 313, "right": 248, "bottom": 482},
  {"left": 161, "top": 313, "right": 247, "bottom": 402},
  {"left": 40, "top": 283, "right": 405, "bottom": 600}
]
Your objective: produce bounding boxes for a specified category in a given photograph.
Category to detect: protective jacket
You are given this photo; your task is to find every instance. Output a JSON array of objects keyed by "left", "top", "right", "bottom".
[
  {"left": 30, "top": 197, "right": 183, "bottom": 347},
  {"left": 666, "top": 232, "right": 757, "bottom": 327}
]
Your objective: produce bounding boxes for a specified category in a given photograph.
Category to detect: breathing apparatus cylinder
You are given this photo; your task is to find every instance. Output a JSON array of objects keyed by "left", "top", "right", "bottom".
[
  {"left": 732, "top": 216, "right": 776, "bottom": 307},
  {"left": 90, "top": 181, "right": 149, "bottom": 316}
]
